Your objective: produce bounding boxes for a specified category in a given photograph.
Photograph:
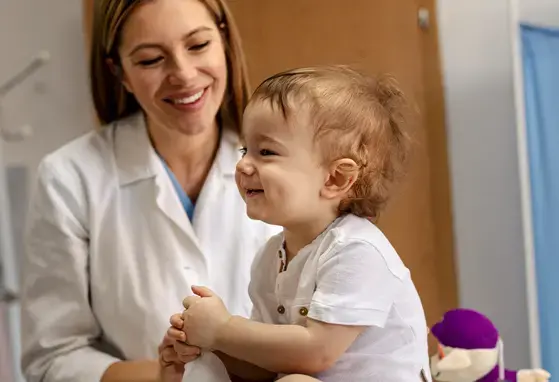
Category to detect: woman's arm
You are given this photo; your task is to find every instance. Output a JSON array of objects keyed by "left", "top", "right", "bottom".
[
  {"left": 20, "top": 159, "right": 140, "bottom": 382},
  {"left": 101, "top": 360, "right": 160, "bottom": 382}
]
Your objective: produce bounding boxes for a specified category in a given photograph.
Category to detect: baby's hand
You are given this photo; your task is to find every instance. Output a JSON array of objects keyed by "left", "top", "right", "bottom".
[
  {"left": 158, "top": 313, "right": 201, "bottom": 382},
  {"left": 517, "top": 368, "right": 551, "bottom": 382},
  {"left": 167, "top": 313, "right": 202, "bottom": 363},
  {"left": 181, "top": 286, "right": 231, "bottom": 349}
]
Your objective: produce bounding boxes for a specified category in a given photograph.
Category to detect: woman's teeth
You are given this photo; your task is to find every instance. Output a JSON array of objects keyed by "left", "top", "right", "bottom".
[{"left": 171, "top": 90, "right": 204, "bottom": 104}]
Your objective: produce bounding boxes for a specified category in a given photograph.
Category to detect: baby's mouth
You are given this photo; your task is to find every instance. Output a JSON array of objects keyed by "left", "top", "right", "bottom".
[{"left": 246, "top": 188, "right": 264, "bottom": 196}]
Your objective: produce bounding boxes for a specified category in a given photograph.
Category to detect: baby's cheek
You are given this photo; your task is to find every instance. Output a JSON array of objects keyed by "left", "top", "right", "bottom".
[{"left": 234, "top": 173, "right": 243, "bottom": 191}]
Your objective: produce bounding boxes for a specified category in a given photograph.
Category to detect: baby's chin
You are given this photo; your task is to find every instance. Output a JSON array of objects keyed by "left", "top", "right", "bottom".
[
  {"left": 246, "top": 210, "right": 272, "bottom": 224},
  {"left": 245, "top": 207, "right": 281, "bottom": 226}
]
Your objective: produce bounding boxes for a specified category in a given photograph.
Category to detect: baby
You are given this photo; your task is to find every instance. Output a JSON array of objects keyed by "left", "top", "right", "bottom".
[{"left": 168, "top": 65, "right": 431, "bottom": 382}]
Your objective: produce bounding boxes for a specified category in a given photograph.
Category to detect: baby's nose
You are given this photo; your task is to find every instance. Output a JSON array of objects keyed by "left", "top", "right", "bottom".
[{"left": 236, "top": 156, "right": 255, "bottom": 175}]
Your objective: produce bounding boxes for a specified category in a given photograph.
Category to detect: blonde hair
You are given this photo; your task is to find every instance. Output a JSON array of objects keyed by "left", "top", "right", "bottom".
[
  {"left": 251, "top": 65, "right": 411, "bottom": 220},
  {"left": 89, "top": 0, "right": 250, "bottom": 130}
]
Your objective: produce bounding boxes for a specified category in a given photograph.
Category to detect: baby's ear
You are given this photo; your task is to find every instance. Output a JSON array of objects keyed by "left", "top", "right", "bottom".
[{"left": 321, "top": 158, "right": 359, "bottom": 199}]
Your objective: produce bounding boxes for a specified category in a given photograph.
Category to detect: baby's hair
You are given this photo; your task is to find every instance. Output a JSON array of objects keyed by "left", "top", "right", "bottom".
[{"left": 250, "top": 65, "right": 411, "bottom": 220}]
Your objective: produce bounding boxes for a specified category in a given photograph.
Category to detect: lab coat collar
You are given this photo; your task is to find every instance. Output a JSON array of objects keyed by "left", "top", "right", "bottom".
[
  {"left": 114, "top": 112, "right": 240, "bottom": 186},
  {"left": 215, "top": 126, "right": 242, "bottom": 178},
  {"left": 114, "top": 113, "right": 159, "bottom": 186}
]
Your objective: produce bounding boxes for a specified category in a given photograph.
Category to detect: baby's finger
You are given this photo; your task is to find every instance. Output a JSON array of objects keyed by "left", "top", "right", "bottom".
[
  {"left": 174, "top": 341, "right": 201, "bottom": 356},
  {"left": 169, "top": 313, "right": 184, "bottom": 329},
  {"left": 158, "top": 333, "right": 175, "bottom": 351},
  {"left": 167, "top": 327, "right": 187, "bottom": 342},
  {"left": 177, "top": 354, "right": 200, "bottom": 364},
  {"left": 182, "top": 295, "right": 200, "bottom": 310},
  {"left": 159, "top": 330, "right": 181, "bottom": 348},
  {"left": 160, "top": 346, "right": 179, "bottom": 365}
]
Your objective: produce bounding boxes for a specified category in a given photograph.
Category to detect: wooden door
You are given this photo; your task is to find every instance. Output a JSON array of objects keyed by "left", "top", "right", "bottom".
[
  {"left": 82, "top": 0, "right": 457, "bottom": 347},
  {"left": 227, "top": 0, "right": 457, "bottom": 332}
]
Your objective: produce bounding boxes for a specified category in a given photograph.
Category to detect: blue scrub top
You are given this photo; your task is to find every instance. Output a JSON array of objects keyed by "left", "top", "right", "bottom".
[{"left": 159, "top": 156, "right": 195, "bottom": 221}]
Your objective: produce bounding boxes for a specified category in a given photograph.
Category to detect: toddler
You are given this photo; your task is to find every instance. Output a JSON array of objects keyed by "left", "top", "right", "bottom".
[{"left": 169, "top": 65, "right": 431, "bottom": 382}]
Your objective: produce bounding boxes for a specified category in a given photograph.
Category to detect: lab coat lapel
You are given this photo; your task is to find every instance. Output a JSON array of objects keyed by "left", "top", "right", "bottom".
[
  {"left": 192, "top": 128, "right": 240, "bottom": 236},
  {"left": 114, "top": 113, "right": 202, "bottom": 251},
  {"left": 154, "top": 169, "right": 200, "bottom": 244}
]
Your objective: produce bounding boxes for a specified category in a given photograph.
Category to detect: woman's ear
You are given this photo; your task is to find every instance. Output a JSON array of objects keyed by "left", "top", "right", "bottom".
[
  {"left": 106, "top": 58, "right": 132, "bottom": 93},
  {"left": 321, "top": 158, "right": 359, "bottom": 199}
]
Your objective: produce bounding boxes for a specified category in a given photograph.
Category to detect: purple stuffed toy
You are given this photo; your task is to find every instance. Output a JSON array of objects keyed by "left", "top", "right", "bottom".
[{"left": 429, "top": 309, "right": 550, "bottom": 382}]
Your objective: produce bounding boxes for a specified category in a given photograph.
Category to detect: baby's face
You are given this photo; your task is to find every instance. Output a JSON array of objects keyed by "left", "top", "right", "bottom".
[{"left": 235, "top": 100, "right": 328, "bottom": 227}]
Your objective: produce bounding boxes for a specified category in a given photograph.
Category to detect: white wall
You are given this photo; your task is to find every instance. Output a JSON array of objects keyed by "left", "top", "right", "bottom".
[
  {"left": 0, "top": 1, "right": 92, "bottom": 381},
  {"left": 520, "top": 0, "right": 559, "bottom": 27},
  {"left": 1, "top": 0, "right": 93, "bottom": 176},
  {"left": 437, "top": 0, "right": 559, "bottom": 370}
]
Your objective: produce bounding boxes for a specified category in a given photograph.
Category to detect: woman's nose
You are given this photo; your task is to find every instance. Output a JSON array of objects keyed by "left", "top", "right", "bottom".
[{"left": 168, "top": 56, "right": 197, "bottom": 85}]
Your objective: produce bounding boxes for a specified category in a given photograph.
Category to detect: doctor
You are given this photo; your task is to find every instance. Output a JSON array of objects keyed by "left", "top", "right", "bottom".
[{"left": 19, "top": 0, "right": 279, "bottom": 381}]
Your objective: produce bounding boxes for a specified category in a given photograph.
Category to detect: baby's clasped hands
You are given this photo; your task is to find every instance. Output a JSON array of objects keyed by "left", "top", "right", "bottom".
[{"left": 181, "top": 285, "right": 233, "bottom": 350}]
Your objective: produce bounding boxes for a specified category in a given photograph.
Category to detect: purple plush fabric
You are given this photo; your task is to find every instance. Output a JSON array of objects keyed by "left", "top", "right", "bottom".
[
  {"left": 431, "top": 309, "right": 520, "bottom": 381},
  {"left": 431, "top": 309, "right": 499, "bottom": 349}
]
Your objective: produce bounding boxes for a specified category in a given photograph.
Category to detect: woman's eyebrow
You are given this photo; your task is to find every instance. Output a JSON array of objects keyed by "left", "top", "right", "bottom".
[{"left": 127, "top": 26, "right": 213, "bottom": 57}]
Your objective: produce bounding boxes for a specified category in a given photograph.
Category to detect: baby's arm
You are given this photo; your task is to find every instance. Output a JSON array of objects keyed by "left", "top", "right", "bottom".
[
  {"left": 169, "top": 312, "right": 276, "bottom": 381},
  {"left": 210, "top": 237, "right": 365, "bottom": 375},
  {"left": 181, "top": 290, "right": 363, "bottom": 376},
  {"left": 211, "top": 238, "right": 407, "bottom": 375},
  {"left": 213, "top": 315, "right": 365, "bottom": 375}
]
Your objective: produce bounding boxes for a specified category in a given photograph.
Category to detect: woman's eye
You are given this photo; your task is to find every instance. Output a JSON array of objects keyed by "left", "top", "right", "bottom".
[
  {"left": 137, "top": 57, "right": 163, "bottom": 67},
  {"left": 190, "top": 41, "right": 210, "bottom": 51},
  {"left": 239, "top": 147, "right": 247, "bottom": 157},
  {"left": 260, "top": 149, "right": 276, "bottom": 156}
]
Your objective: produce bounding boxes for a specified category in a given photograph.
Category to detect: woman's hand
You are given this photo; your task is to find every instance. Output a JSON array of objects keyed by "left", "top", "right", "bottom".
[{"left": 158, "top": 313, "right": 202, "bottom": 382}]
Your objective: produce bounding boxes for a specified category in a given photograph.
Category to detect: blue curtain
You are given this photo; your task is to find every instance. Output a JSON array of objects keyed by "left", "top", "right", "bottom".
[{"left": 521, "top": 23, "right": 559, "bottom": 377}]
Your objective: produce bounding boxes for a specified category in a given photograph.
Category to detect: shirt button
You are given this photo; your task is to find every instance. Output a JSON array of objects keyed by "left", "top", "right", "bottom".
[
  {"left": 277, "top": 305, "right": 285, "bottom": 314},
  {"left": 299, "top": 307, "right": 309, "bottom": 316}
]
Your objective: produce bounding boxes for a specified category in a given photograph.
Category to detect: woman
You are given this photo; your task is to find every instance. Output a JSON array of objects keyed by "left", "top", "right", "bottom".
[{"left": 19, "top": 0, "right": 279, "bottom": 381}]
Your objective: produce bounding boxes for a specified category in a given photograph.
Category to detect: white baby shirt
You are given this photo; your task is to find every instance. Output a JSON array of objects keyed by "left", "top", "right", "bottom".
[{"left": 248, "top": 214, "right": 431, "bottom": 382}]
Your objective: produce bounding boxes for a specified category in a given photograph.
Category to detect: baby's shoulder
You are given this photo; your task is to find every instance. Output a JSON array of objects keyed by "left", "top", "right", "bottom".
[
  {"left": 320, "top": 215, "right": 408, "bottom": 279},
  {"left": 328, "top": 215, "right": 388, "bottom": 245}
]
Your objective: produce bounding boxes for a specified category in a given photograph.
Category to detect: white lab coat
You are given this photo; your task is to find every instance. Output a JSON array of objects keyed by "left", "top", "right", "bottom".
[{"left": 20, "top": 112, "right": 280, "bottom": 382}]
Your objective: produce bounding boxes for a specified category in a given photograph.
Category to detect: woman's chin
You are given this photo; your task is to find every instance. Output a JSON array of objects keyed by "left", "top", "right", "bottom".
[
  {"left": 173, "top": 116, "right": 215, "bottom": 136},
  {"left": 155, "top": 104, "right": 217, "bottom": 136}
]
